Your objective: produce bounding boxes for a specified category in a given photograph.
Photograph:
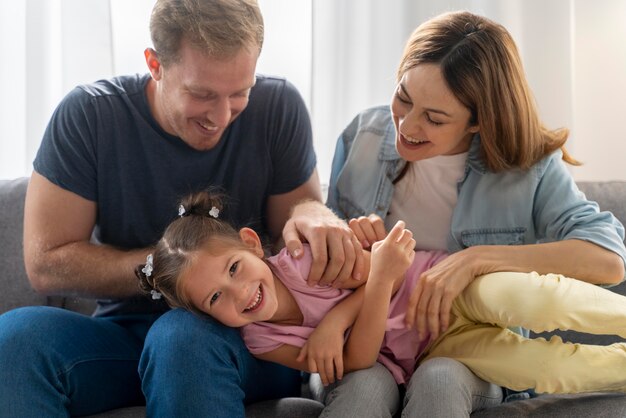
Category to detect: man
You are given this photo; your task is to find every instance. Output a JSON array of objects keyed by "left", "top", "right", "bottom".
[{"left": 0, "top": 0, "right": 362, "bottom": 416}]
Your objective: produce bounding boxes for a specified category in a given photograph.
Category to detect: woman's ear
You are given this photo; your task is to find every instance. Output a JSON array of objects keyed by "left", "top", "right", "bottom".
[
  {"left": 239, "top": 228, "right": 264, "bottom": 258},
  {"left": 468, "top": 123, "right": 480, "bottom": 134},
  {"left": 144, "top": 48, "right": 162, "bottom": 80}
]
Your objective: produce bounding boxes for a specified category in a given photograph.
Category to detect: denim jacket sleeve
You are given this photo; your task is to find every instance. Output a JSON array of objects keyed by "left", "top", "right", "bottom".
[{"left": 532, "top": 151, "right": 626, "bottom": 279}]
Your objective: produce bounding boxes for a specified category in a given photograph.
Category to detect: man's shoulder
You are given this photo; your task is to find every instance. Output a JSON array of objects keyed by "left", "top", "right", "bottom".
[
  {"left": 250, "top": 74, "right": 303, "bottom": 102},
  {"left": 75, "top": 73, "right": 150, "bottom": 99},
  {"left": 253, "top": 74, "right": 288, "bottom": 89}
]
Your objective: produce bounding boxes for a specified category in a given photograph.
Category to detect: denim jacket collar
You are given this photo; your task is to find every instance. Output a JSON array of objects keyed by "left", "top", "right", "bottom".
[
  {"left": 377, "top": 121, "right": 400, "bottom": 161},
  {"left": 467, "top": 133, "right": 488, "bottom": 174}
]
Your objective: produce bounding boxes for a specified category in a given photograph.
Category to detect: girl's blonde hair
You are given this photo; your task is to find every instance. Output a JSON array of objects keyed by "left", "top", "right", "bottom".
[{"left": 398, "top": 11, "right": 578, "bottom": 171}]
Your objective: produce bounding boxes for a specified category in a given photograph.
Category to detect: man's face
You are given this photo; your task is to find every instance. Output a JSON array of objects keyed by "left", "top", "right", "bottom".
[{"left": 147, "top": 41, "right": 258, "bottom": 151}]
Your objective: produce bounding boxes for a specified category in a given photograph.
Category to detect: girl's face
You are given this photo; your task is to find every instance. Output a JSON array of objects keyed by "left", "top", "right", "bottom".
[
  {"left": 181, "top": 228, "right": 278, "bottom": 327},
  {"left": 391, "top": 63, "right": 479, "bottom": 162}
]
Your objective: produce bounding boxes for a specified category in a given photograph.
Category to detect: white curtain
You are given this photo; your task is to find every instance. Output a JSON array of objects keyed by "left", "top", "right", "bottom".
[
  {"left": 0, "top": 0, "right": 152, "bottom": 180},
  {"left": 2, "top": 0, "right": 625, "bottom": 182}
]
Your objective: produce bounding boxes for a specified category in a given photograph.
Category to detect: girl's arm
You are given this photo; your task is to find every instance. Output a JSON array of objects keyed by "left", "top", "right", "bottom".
[
  {"left": 253, "top": 291, "right": 369, "bottom": 381},
  {"left": 343, "top": 222, "right": 415, "bottom": 371},
  {"left": 295, "top": 222, "right": 407, "bottom": 386},
  {"left": 254, "top": 344, "right": 313, "bottom": 373},
  {"left": 256, "top": 222, "right": 415, "bottom": 384}
]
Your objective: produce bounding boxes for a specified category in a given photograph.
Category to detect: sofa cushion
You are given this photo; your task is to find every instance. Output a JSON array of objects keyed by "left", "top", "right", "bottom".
[{"left": 0, "top": 177, "right": 47, "bottom": 312}]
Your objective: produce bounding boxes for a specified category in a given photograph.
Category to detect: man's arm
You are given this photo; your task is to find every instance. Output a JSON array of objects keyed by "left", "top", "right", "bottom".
[
  {"left": 265, "top": 168, "right": 323, "bottom": 247},
  {"left": 23, "top": 172, "right": 149, "bottom": 298}
]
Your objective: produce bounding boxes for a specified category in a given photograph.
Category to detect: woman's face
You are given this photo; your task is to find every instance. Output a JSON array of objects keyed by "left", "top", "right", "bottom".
[{"left": 391, "top": 63, "right": 479, "bottom": 162}]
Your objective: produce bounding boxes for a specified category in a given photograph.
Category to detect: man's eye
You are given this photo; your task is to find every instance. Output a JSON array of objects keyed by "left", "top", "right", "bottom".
[
  {"left": 210, "top": 291, "right": 222, "bottom": 306},
  {"left": 229, "top": 261, "right": 239, "bottom": 276}
]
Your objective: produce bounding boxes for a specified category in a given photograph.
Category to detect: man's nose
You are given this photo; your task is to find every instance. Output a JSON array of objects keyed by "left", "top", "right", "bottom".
[{"left": 208, "top": 98, "right": 231, "bottom": 128}]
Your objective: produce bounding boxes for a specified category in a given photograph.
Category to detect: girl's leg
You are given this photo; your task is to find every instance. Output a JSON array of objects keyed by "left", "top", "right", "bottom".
[
  {"left": 310, "top": 362, "right": 401, "bottom": 418},
  {"left": 458, "top": 271, "right": 626, "bottom": 338},
  {"left": 401, "top": 357, "right": 502, "bottom": 418}
]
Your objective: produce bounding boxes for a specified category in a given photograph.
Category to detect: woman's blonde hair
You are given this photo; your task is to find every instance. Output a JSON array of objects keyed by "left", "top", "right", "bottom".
[{"left": 397, "top": 11, "right": 578, "bottom": 171}]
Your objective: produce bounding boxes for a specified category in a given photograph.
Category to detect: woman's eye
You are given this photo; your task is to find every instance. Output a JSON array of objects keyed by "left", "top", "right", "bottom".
[
  {"left": 394, "top": 91, "right": 411, "bottom": 105},
  {"left": 426, "top": 113, "right": 443, "bottom": 126},
  {"left": 229, "top": 261, "right": 239, "bottom": 276},
  {"left": 210, "top": 291, "right": 222, "bottom": 306}
]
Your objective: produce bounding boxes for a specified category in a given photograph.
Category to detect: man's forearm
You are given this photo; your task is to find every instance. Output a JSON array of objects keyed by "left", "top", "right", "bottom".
[{"left": 27, "top": 241, "right": 150, "bottom": 299}]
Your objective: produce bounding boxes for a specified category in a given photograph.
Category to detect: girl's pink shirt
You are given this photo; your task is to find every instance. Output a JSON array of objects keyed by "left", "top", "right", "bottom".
[{"left": 241, "top": 245, "right": 447, "bottom": 384}]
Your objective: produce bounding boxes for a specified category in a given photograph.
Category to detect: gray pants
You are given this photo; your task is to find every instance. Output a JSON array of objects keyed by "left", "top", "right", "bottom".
[{"left": 311, "top": 358, "right": 503, "bottom": 418}]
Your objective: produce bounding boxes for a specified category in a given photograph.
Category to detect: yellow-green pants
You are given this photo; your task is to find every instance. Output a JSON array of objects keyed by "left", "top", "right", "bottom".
[{"left": 423, "top": 272, "right": 626, "bottom": 394}]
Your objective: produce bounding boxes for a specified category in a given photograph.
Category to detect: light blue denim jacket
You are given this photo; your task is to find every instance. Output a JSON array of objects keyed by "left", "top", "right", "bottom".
[{"left": 328, "top": 105, "right": 626, "bottom": 278}]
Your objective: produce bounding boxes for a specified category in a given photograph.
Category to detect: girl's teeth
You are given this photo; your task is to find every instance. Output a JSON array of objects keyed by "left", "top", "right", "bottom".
[{"left": 245, "top": 286, "right": 263, "bottom": 311}]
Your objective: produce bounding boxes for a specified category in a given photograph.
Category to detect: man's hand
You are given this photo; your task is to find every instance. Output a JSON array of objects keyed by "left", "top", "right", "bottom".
[{"left": 282, "top": 200, "right": 364, "bottom": 287}]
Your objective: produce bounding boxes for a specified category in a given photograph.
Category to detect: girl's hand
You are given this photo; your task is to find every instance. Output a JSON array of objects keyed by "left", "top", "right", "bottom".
[
  {"left": 348, "top": 214, "right": 387, "bottom": 250},
  {"left": 405, "top": 247, "right": 485, "bottom": 342},
  {"left": 369, "top": 221, "right": 416, "bottom": 286},
  {"left": 297, "top": 322, "right": 346, "bottom": 386}
]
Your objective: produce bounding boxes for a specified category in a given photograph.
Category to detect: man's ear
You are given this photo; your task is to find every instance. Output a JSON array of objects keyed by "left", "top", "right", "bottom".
[
  {"left": 239, "top": 228, "right": 264, "bottom": 258},
  {"left": 144, "top": 48, "right": 162, "bottom": 80}
]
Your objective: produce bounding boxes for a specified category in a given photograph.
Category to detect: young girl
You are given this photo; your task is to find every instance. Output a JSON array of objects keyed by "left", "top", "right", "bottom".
[{"left": 137, "top": 191, "right": 626, "bottom": 396}]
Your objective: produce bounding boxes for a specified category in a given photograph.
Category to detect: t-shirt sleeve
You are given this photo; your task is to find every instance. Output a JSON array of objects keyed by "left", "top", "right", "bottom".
[
  {"left": 266, "top": 79, "right": 316, "bottom": 195},
  {"left": 33, "top": 86, "right": 98, "bottom": 201}
]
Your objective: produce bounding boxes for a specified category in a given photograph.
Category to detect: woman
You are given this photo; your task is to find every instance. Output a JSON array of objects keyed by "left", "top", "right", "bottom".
[{"left": 319, "top": 10, "right": 626, "bottom": 417}]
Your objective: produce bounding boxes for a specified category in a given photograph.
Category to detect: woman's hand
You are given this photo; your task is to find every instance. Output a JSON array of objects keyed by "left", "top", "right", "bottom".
[
  {"left": 297, "top": 318, "right": 347, "bottom": 386},
  {"left": 405, "top": 246, "right": 486, "bottom": 342},
  {"left": 348, "top": 214, "right": 387, "bottom": 250}
]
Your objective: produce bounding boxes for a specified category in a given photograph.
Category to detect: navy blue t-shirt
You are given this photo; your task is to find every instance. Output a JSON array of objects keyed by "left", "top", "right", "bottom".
[{"left": 34, "top": 73, "right": 316, "bottom": 315}]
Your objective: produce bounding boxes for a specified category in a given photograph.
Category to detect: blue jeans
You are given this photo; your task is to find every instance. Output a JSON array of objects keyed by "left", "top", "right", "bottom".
[
  {"left": 0, "top": 306, "right": 300, "bottom": 417},
  {"left": 140, "top": 308, "right": 301, "bottom": 417}
]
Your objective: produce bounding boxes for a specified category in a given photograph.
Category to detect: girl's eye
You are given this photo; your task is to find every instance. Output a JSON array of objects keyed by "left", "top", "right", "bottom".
[
  {"left": 229, "top": 261, "right": 239, "bottom": 276},
  {"left": 210, "top": 291, "right": 222, "bottom": 306}
]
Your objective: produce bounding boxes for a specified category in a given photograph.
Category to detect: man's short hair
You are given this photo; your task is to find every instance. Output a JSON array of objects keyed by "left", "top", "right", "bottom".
[{"left": 150, "top": 0, "right": 264, "bottom": 66}]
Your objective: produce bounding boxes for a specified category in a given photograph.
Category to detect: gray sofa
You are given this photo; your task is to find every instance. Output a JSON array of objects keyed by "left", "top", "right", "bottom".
[{"left": 2, "top": 176, "right": 626, "bottom": 417}]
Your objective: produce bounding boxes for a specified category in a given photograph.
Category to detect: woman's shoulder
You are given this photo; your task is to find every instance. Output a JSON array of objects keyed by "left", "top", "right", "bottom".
[
  {"left": 340, "top": 105, "right": 398, "bottom": 159},
  {"left": 344, "top": 105, "right": 394, "bottom": 137}
]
